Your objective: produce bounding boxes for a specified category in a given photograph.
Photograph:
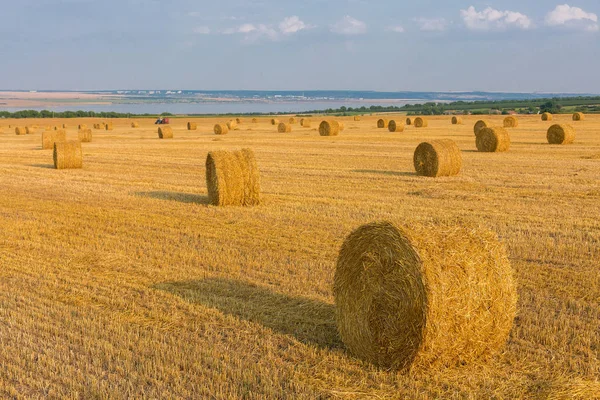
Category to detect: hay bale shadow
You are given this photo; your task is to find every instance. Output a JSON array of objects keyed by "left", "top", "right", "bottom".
[
  {"left": 154, "top": 278, "right": 342, "bottom": 350},
  {"left": 28, "top": 163, "right": 55, "bottom": 169},
  {"left": 353, "top": 169, "right": 415, "bottom": 177},
  {"left": 134, "top": 191, "right": 209, "bottom": 205}
]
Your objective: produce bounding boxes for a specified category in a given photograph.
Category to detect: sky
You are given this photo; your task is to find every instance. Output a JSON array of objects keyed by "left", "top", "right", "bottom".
[{"left": 0, "top": 0, "right": 599, "bottom": 93}]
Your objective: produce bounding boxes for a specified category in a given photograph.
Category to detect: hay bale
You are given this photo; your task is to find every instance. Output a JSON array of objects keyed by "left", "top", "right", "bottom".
[
  {"left": 205, "top": 148, "right": 261, "bottom": 206},
  {"left": 541, "top": 112, "right": 553, "bottom": 121},
  {"left": 413, "top": 139, "right": 462, "bottom": 177},
  {"left": 187, "top": 122, "right": 197, "bottom": 130},
  {"left": 227, "top": 120, "right": 237, "bottom": 130},
  {"left": 93, "top": 124, "right": 99, "bottom": 129},
  {"left": 105, "top": 123, "right": 113, "bottom": 131},
  {"left": 414, "top": 117, "right": 428, "bottom": 128},
  {"left": 158, "top": 126, "right": 173, "bottom": 139},
  {"left": 353, "top": 116, "right": 361, "bottom": 121},
  {"left": 388, "top": 120, "right": 405, "bottom": 133},
  {"left": 25, "top": 126, "right": 36, "bottom": 134},
  {"left": 334, "top": 221, "right": 517, "bottom": 370},
  {"left": 270, "top": 118, "right": 279, "bottom": 125},
  {"left": 78, "top": 124, "right": 87, "bottom": 130},
  {"left": 62, "top": 124, "right": 67, "bottom": 129},
  {"left": 300, "top": 118, "right": 311, "bottom": 128},
  {"left": 214, "top": 123, "right": 228, "bottom": 135},
  {"left": 278, "top": 122, "right": 292, "bottom": 133},
  {"left": 476, "top": 127, "right": 511, "bottom": 152},
  {"left": 53, "top": 141, "right": 83, "bottom": 169},
  {"left": 319, "top": 120, "right": 341, "bottom": 136},
  {"left": 547, "top": 124, "right": 575, "bottom": 145},
  {"left": 503, "top": 116, "right": 519, "bottom": 128},
  {"left": 131, "top": 122, "right": 139, "bottom": 128},
  {"left": 78, "top": 128, "right": 92, "bottom": 143},
  {"left": 573, "top": 112, "right": 585, "bottom": 121},
  {"left": 451, "top": 116, "right": 463, "bottom": 125},
  {"left": 406, "top": 117, "right": 413, "bottom": 126},
  {"left": 252, "top": 118, "right": 258, "bottom": 123},
  {"left": 15, "top": 127, "right": 26, "bottom": 135},
  {"left": 42, "top": 129, "right": 66, "bottom": 150},
  {"left": 473, "top": 119, "right": 491, "bottom": 135},
  {"left": 289, "top": 117, "right": 297, "bottom": 124},
  {"left": 339, "top": 122, "right": 345, "bottom": 131},
  {"left": 377, "top": 119, "right": 389, "bottom": 128},
  {"left": 236, "top": 118, "right": 242, "bottom": 124}
]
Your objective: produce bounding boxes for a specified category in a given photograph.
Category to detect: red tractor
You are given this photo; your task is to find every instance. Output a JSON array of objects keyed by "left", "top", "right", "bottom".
[{"left": 155, "top": 117, "right": 170, "bottom": 124}]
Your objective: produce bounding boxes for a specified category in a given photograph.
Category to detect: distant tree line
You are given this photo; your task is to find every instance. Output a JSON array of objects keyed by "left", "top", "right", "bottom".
[{"left": 0, "top": 110, "right": 174, "bottom": 119}]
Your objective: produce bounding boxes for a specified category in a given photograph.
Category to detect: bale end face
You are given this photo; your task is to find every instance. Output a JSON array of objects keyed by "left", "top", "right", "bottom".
[
  {"left": 206, "top": 148, "right": 261, "bottom": 206},
  {"left": 406, "top": 117, "right": 413, "bottom": 126},
  {"left": 451, "top": 116, "right": 463, "bottom": 125},
  {"left": 158, "top": 126, "right": 173, "bottom": 139},
  {"left": 414, "top": 117, "right": 428, "bottom": 128},
  {"left": 278, "top": 123, "right": 292, "bottom": 133},
  {"left": 53, "top": 141, "right": 83, "bottom": 169},
  {"left": 541, "top": 113, "right": 553, "bottom": 121},
  {"left": 476, "top": 127, "right": 511, "bottom": 152},
  {"left": 503, "top": 116, "right": 519, "bottom": 128},
  {"left": 414, "top": 139, "right": 462, "bottom": 177},
  {"left": 319, "top": 120, "right": 340, "bottom": 136},
  {"left": 377, "top": 119, "right": 389, "bottom": 129},
  {"left": 388, "top": 120, "right": 405, "bottom": 133},
  {"left": 214, "top": 124, "right": 229, "bottom": 135},
  {"left": 572, "top": 112, "right": 585, "bottom": 121},
  {"left": 547, "top": 124, "right": 575, "bottom": 145}
]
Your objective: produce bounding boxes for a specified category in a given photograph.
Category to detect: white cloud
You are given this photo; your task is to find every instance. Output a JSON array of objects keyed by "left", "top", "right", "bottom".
[
  {"left": 279, "top": 16, "right": 312, "bottom": 34},
  {"left": 192, "top": 26, "right": 210, "bottom": 34},
  {"left": 415, "top": 18, "right": 447, "bottom": 31},
  {"left": 330, "top": 16, "right": 367, "bottom": 35},
  {"left": 388, "top": 25, "right": 405, "bottom": 33},
  {"left": 546, "top": 4, "right": 598, "bottom": 31},
  {"left": 460, "top": 6, "right": 532, "bottom": 30},
  {"left": 238, "top": 23, "right": 257, "bottom": 34}
]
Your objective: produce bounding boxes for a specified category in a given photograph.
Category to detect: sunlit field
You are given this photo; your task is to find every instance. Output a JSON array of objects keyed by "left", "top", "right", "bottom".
[{"left": 0, "top": 114, "right": 598, "bottom": 398}]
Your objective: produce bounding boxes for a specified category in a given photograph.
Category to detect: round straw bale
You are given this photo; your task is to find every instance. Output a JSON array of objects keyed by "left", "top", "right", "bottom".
[
  {"left": 158, "top": 126, "right": 173, "bottom": 139},
  {"left": 451, "top": 116, "right": 463, "bottom": 125},
  {"left": 572, "top": 112, "right": 585, "bottom": 121},
  {"left": 406, "top": 117, "right": 413, "bottom": 126},
  {"left": 474, "top": 119, "right": 491, "bottom": 135},
  {"left": 93, "top": 124, "right": 99, "bottom": 129},
  {"left": 338, "top": 122, "right": 345, "bottom": 131},
  {"left": 388, "top": 120, "right": 405, "bottom": 133},
  {"left": 354, "top": 116, "right": 361, "bottom": 121},
  {"left": 205, "top": 148, "right": 261, "bottom": 206},
  {"left": 105, "top": 123, "right": 113, "bottom": 131},
  {"left": 214, "top": 123, "right": 228, "bottom": 135},
  {"left": 476, "top": 127, "right": 511, "bottom": 152},
  {"left": 414, "top": 139, "right": 462, "bottom": 177},
  {"left": 78, "top": 128, "right": 92, "bottom": 143},
  {"left": 252, "top": 118, "right": 258, "bottom": 123},
  {"left": 289, "top": 117, "right": 297, "bottom": 124},
  {"left": 227, "top": 120, "right": 237, "bottom": 130},
  {"left": 414, "top": 117, "right": 428, "bottom": 128},
  {"left": 271, "top": 118, "right": 279, "bottom": 125},
  {"left": 236, "top": 118, "right": 242, "bottom": 124},
  {"left": 187, "top": 122, "right": 197, "bottom": 130},
  {"left": 78, "top": 124, "right": 87, "bottom": 130},
  {"left": 377, "top": 119, "right": 389, "bottom": 128},
  {"left": 42, "top": 129, "right": 67, "bottom": 150},
  {"left": 131, "top": 122, "right": 139, "bottom": 128},
  {"left": 547, "top": 124, "right": 575, "bottom": 145},
  {"left": 541, "top": 112, "right": 553, "bottom": 121},
  {"left": 62, "top": 124, "right": 67, "bottom": 129},
  {"left": 25, "top": 126, "right": 35, "bottom": 134},
  {"left": 503, "top": 116, "right": 519, "bottom": 128},
  {"left": 319, "top": 120, "right": 340, "bottom": 136},
  {"left": 15, "top": 127, "right": 26, "bottom": 135},
  {"left": 300, "top": 118, "right": 312, "bottom": 127},
  {"left": 278, "top": 122, "right": 292, "bottom": 133},
  {"left": 53, "top": 141, "right": 83, "bottom": 169},
  {"left": 334, "top": 221, "right": 517, "bottom": 370}
]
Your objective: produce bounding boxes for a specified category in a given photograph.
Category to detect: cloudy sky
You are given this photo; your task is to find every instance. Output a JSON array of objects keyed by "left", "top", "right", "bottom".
[{"left": 0, "top": 0, "right": 598, "bottom": 92}]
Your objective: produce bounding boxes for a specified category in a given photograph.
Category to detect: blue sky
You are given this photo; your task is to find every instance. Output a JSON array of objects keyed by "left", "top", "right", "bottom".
[{"left": 0, "top": 0, "right": 599, "bottom": 92}]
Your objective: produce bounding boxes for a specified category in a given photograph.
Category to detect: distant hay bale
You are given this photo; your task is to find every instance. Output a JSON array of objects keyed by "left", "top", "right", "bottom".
[
  {"left": 473, "top": 119, "right": 491, "bottom": 135},
  {"left": 503, "top": 116, "right": 519, "bottom": 128},
  {"left": 25, "top": 126, "right": 35, "bottom": 134},
  {"left": 300, "top": 118, "right": 311, "bottom": 127},
  {"left": 541, "top": 112, "right": 553, "bottom": 121},
  {"left": 451, "top": 116, "right": 463, "bottom": 125},
  {"left": 42, "top": 129, "right": 66, "bottom": 150},
  {"left": 105, "top": 123, "right": 113, "bottom": 131},
  {"left": 271, "top": 118, "right": 279, "bottom": 125},
  {"left": 377, "top": 119, "right": 389, "bottom": 128},
  {"left": 131, "top": 122, "right": 139, "bottom": 128},
  {"left": 289, "top": 117, "right": 297, "bottom": 124},
  {"left": 214, "top": 123, "right": 228, "bottom": 135},
  {"left": 252, "top": 118, "right": 258, "bottom": 123},
  {"left": 53, "top": 140, "right": 83, "bottom": 169},
  {"left": 205, "top": 148, "right": 261, "bottom": 206},
  {"left": 406, "top": 117, "right": 413, "bottom": 125},
  {"left": 62, "top": 124, "right": 67, "bottom": 129},
  {"left": 334, "top": 221, "right": 517, "bottom": 370},
  {"left": 353, "top": 116, "right": 361, "bottom": 121},
  {"left": 158, "top": 126, "right": 173, "bottom": 139},
  {"left": 572, "top": 112, "right": 585, "bottom": 121},
  {"left": 547, "top": 124, "right": 575, "bottom": 145},
  {"left": 236, "top": 118, "right": 242, "bottom": 124},
  {"left": 476, "top": 127, "right": 511, "bottom": 152},
  {"left": 93, "top": 124, "right": 100, "bottom": 129},
  {"left": 319, "top": 120, "right": 341, "bottom": 136},
  {"left": 414, "top": 117, "right": 428, "bottom": 128},
  {"left": 388, "top": 120, "right": 405, "bottom": 132},
  {"left": 78, "top": 124, "right": 87, "bottom": 130},
  {"left": 227, "top": 120, "right": 237, "bottom": 130},
  {"left": 187, "top": 122, "right": 197, "bottom": 130},
  {"left": 78, "top": 128, "right": 92, "bottom": 143},
  {"left": 278, "top": 122, "right": 292, "bottom": 133},
  {"left": 413, "top": 139, "right": 462, "bottom": 177},
  {"left": 15, "top": 127, "right": 26, "bottom": 135},
  {"left": 338, "top": 122, "right": 345, "bottom": 131}
]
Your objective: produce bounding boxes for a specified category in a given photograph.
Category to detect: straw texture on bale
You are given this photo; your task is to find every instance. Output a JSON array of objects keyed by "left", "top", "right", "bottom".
[
  {"left": 93, "top": 124, "right": 99, "bottom": 129},
  {"left": 205, "top": 148, "right": 261, "bottom": 207},
  {"left": 503, "top": 116, "right": 519, "bottom": 128},
  {"left": 338, "top": 122, "right": 345, "bottom": 131},
  {"left": 377, "top": 119, "right": 389, "bottom": 129},
  {"left": 42, "top": 130, "right": 66, "bottom": 150},
  {"left": 53, "top": 141, "right": 83, "bottom": 170},
  {"left": 236, "top": 118, "right": 242, "bottom": 124},
  {"left": 78, "top": 124, "right": 87, "bottom": 130},
  {"left": 214, "top": 123, "right": 228, "bottom": 135},
  {"left": 15, "top": 127, "right": 26, "bottom": 135},
  {"left": 187, "top": 122, "right": 197, "bottom": 130},
  {"left": 451, "top": 116, "right": 463, "bottom": 125},
  {"left": 573, "top": 112, "right": 585, "bottom": 121},
  {"left": 319, "top": 120, "right": 341, "bottom": 136},
  {"left": 289, "top": 117, "right": 297, "bottom": 124},
  {"left": 271, "top": 119, "right": 279, "bottom": 125},
  {"left": 78, "top": 128, "right": 92, "bottom": 143},
  {"left": 227, "top": 120, "right": 237, "bottom": 130},
  {"left": 277, "top": 122, "right": 292, "bottom": 133},
  {"left": 158, "top": 126, "right": 173, "bottom": 139},
  {"left": 25, "top": 127, "right": 35, "bottom": 134},
  {"left": 473, "top": 120, "right": 491, "bottom": 135},
  {"left": 131, "top": 122, "right": 139, "bottom": 128},
  {"left": 413, "top": 140, "right": 462, "bottom": 177},
  {"left": 541, "top": 112, "right": 553, "bottom": 121},
  {"left": 334, "top": 221, "right": 517, "bottom": 371},
  {"left": 476, "top": 127, "right": 511, "bottom": 152},
  {"left": 300, "top": 118, "right": 311, "bottom": 127},
  {"left": 354, "top": 116, "right": 361, "bottom": 121},
  {"left": 414, "top": 117, "right": 428, "bottom": 128},
  {"left": 547, "top": 124, "right": 575, "bottom": 145},
  {"left": 105, "top": 123, "right": 113, "bottom": 131},
  {"left": 388, "top": 120, "right": 405, "bottom": 133},
  {"left": 406, "top": 117, "right": 413, "bottom": 126}
]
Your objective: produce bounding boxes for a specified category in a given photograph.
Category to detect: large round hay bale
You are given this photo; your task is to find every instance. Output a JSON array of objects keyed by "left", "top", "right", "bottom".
[
  {"left": 53, "top": 141, "right": 83, "bottom": 169},
  {"left": 377, "top": 119, "right": 389, "bottom": 128},
  {"left": 227, "top": 120, "right": 237, "bottom": 130},
  {"left": 15, "top": 127, "right": 26, "bottom": 135},
  {"left": 353, "top": 116, "right": 361, "bottom": 121},
  {"left": 158, "top": 126, "right": 173, "bottom": 139},
  {"left": 451, "top": 116, "right": 463, "bottom": 125},
  {"left": 503, "top": 116, "right": 519, "bottom": 128},
  {"left": 547, "top": 124, "right": 575, "bottom": 145},
  {"left": 187, "top": 122, "right": 197, "bottom": 130},
  {"left": 42, "top": 129, "right": 67, "bottom": 150},
  {"left": 474, "top": 119, "right": 491, "bottom": 135},
  {"left": 572, "top": 112, "right": 585, "bottom": 121},
  {"left": 78, "top": 124, "right": 87, "bottom": 130},
  {"left": 476, "top": 127, "right": 511, "bottom": 152},
  {"left": 413, "top": 139, "right": 462, "bottom": 177},
  {"left": 270, "top": 118, "right": 279, "bottom": 125},
  {"left": 319, "top": 120, "right": 340, "bottom": 136},
  {"left": 214, "top": 124, "right": 228, "bottom": 135},
  {"left": 105, "top": 123, "right": 113, "bottom": 131},
  {"left": 541, "top": 112, "right": 553, "bottom": 121},
  {"left": 406, "top": 117, "right": 413, "bottom": 126},
  {"left": 388, "top": 120, "right": 405, "bottom": 133},
  {"left": 414, "top": 117, "right": 428, "bottom": 128},
  {"left": 300, "top": 118, "right": 311, "bottom": 127},
  {"left": 78, "top": 128, "right": 92, "bottom": 143},
  {"left": 289, "top": 117, "right": 297, "bottom": 124},
  {"left": 131, "top": 122, "right": 139, "bottom": 128},
  {"left": 205, "top": 148, "right": 261, "bottom": 206},
  {"left": 278, "top": 122, "right": 292, "bottom": 133},
  {"left": 334, "top": 221, "right": 517, "bottom": 370}
]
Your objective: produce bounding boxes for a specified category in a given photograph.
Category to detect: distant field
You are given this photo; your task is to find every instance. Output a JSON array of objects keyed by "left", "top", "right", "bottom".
[{"left": 0, "top": 115, "right": 598, "bottom": 398}]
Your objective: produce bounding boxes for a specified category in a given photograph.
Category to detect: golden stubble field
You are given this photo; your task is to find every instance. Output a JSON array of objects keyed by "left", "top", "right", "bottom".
[{"left": 0, "top": 114, "right": 599, "bottom": 399}]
